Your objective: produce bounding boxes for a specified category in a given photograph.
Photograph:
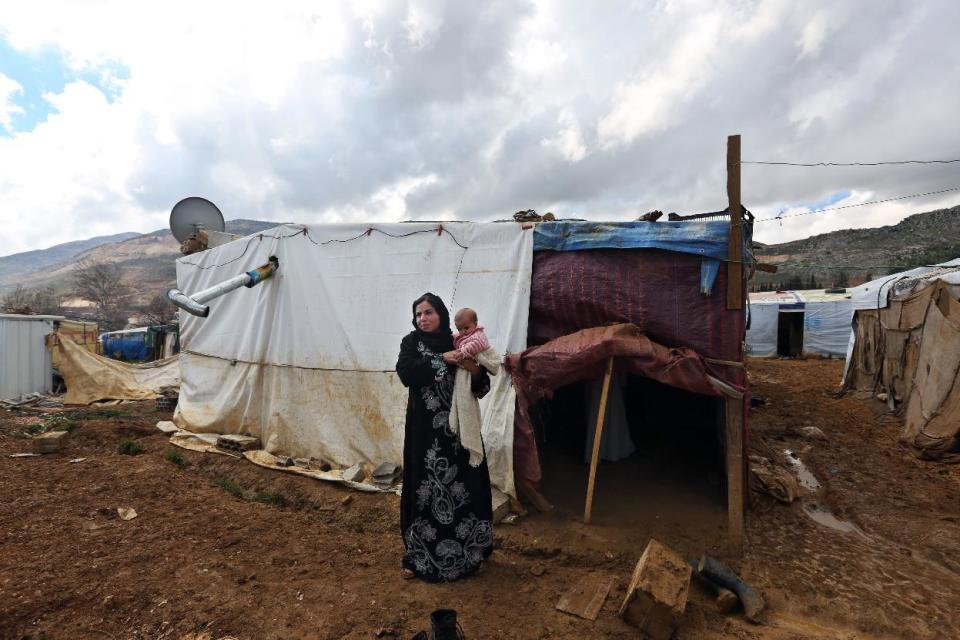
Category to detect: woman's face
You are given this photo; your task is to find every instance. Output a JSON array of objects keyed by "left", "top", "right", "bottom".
[{"left": 415, "top": 300, "right": 441, "bottom": 333}]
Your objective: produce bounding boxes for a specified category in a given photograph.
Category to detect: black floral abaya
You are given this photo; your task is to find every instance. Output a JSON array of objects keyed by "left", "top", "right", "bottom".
[{"left": 396, "top": 294, "right": 493, "bottom": 582}]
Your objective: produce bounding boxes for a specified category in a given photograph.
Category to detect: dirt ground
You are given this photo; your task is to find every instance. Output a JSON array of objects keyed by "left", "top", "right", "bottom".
[{"left": 2, "top": 358, "right": 960, "bottom": 640}]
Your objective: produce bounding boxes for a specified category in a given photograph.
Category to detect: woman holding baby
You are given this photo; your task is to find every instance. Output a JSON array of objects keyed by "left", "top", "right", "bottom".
[{"left": 395, "top": 292, "right": 495, "bottom": 582}]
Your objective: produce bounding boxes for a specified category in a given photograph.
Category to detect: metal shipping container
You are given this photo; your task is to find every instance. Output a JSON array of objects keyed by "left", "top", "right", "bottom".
[{"left": 0, "top": 314, "right": 64, "bottom": 400}]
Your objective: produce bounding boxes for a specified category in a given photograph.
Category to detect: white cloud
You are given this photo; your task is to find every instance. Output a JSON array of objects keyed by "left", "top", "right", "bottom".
[
  {"left": 0, "top": 73, "right": 25, "bottom": 132},
  {"left": 541, "top": 108, "right": 586, "bottom": 162},
  {"left": 1, "top": 0, "right": 959, "bottom": 258}
]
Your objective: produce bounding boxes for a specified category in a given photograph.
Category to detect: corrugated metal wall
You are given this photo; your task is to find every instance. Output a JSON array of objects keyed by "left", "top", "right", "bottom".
[{"left": 0, "top": 315, "right": 59, "bottom": 400}]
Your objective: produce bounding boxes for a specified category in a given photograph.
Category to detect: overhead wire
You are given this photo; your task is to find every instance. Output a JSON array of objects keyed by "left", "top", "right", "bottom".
[
  {"left": 753, "top": 186, "right": 960, "bottom": 222},
  {"left": 742, "top": 158, "right": 960, "bottom": 167}
]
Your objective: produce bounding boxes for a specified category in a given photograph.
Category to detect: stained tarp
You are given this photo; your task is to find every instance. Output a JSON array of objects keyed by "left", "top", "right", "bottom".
[
  {"left": 505, "top": 323, "right": 745, "bottom": 487},
  {"left": 48, "top": 319, "right": 98, "bottom": 368},
  {"left": 850, "top": 258, "right": 960, "bottom": 311},
  {"left": 844, "top": 280, "right": 960, "bottom": 461},
  {"left": 174, "top": 222, "right": 533, "bottom": 498},
  {"left": 57, "top": 335, "right": 179, "bottom": 404}
]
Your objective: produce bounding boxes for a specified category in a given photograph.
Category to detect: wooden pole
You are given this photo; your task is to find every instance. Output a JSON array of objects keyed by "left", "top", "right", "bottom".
[
  {"left": 725, "top": 395, "right": 745, "bottom": 554},
  {"left": 584, "top": 356, "right": 615, "bottom": 525},
  {"left": 726, "top": 134, "right": 743, "bottom": 310}
]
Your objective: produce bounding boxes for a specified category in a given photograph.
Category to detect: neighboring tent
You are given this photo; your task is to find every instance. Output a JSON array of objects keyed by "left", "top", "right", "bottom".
[
  {"left": 746, "top": 290, "right": 853, "bottom": 358},
  {"left": 171, "top": 219, "right": 751, "bottom": 502},
  {"left": 842, "top": 259, "right": 960, "bottom": 461}
]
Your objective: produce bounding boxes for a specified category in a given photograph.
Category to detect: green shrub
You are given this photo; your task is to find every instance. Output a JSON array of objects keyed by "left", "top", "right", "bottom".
[
  {"left": 165, "top": 449, "right": 187, "bottom": 467},
  {"left": 253, "top": 491, "right": 287, "bottom": 507},
  {"left": 117, "top": 439, "right": 143, "bottom": 455},
  {"left": 45, "top": 415, "right": 79, "bottom": 432},
  {"left": 217, "top": 478, "right": 243, "bottom": 498}
]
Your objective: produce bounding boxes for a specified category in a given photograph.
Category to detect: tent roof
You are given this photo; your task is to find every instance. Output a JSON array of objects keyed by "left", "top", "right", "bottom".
[
  {"left": 850, "top": 258, "right": 960, "bottom": 310},
  {"left": 749, "top": 290, "right": 851, "bottom": 304}
]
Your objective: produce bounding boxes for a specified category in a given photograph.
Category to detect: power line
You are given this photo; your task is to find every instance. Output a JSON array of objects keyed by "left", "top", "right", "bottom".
[
  {"left": 754, "top": 186, "right": 960, "bottom": 222},
  {"left": 743, "top": 158, "right": 960, "bottom": 167}
]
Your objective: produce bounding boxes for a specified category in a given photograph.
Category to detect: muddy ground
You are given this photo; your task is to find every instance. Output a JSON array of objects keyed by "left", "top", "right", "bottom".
[{"left": 2, "top": 358, "right": 959, "bottom": 639}]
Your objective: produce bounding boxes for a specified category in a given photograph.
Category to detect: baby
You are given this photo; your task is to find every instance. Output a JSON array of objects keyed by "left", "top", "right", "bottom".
[{"left": 453, "top": 308, "right": 490, "bottom": 362}]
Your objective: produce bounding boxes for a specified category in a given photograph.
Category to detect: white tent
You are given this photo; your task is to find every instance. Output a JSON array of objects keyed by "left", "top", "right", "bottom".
[
  {"left": 746, "top": 290, "right": 853, "bottom": 358},
  {"left": 172, "top": 222, "right": 532, "bottom": 497}
]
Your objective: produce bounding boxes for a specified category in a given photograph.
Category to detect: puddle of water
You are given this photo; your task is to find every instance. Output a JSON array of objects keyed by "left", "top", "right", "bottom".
[
  {"left": 783, "top": 449, "right": 821, "bottom": 491},
  {"left": 802, "top": 502, "right": 871, "bottom": 540}
]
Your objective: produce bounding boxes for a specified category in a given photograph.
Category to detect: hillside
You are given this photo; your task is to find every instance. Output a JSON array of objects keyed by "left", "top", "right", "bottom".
[
  {"left": 751, "top": 205, "right": 960, "bottom": 290},
  {"left": 1, "top": 219, "right": 277, "bottom": 303},
  {"left": 0, "top": 232, "right": 140, "bottom": 287}
]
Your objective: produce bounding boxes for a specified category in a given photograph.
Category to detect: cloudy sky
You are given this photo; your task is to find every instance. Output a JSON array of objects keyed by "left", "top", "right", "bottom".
[{"left": 1, "top": 0, "right": 959, "bottom": 256}]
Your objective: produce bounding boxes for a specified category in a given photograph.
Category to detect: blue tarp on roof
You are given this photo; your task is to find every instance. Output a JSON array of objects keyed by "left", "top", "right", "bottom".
[
  {"left": 533, "top": 220, "right": 753, "bottom": 295},
  {"left": 532, "top": 220, "right": 734, "bottom": 259}
]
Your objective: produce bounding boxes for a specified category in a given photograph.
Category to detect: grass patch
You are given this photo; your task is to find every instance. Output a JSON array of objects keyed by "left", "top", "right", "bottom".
[
  {"left": 45, "top": 415, "right": 80, "bottom": 432},
  {"left": 117, "top": 439, "right": 144, "bottom": 455},
  {"left": 98, "top": 408, "right": 129, "bottom": 418},
  {"left": 217, "top": 478, "right": 243, "bottom": 498},
  {"left": 25, "top": 423, "right": 46, "bottom": 436},
  {"left": 165, "top": 449, "right": 187, "bottom": 467},
  {"left": 253, "top": 491, "right": 288, "bottom": 507}
]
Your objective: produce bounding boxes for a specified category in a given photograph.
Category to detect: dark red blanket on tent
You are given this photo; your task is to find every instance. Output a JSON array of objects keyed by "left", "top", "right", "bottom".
[
  {"left": 506, "top": 323, "right": 747, "bottom": 493},
  {"left": 528, "top": 249, "right": 744, "bottom": 384}
]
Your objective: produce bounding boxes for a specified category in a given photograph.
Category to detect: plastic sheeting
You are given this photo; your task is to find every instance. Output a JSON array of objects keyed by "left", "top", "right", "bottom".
[
  {"left": 746, "top": 295, "right": 853, "bottom": 358},
  {"left": 850, "top": 258, "right": 960, "bottom": 311},
  {"left": 533, "top": 220, "right": 732, "bottom": 259},
  {"left": 802, "top": 301, "right": 854, "bottom": 357},
  {"left": 745, "top": 302, "right": 778, "bottom": 357},
  {"left": 173, "top": 222, "right": 533, "bottom": 498},
  {"left": 57, "top": 336, "right": 179, "bottom": 404}
]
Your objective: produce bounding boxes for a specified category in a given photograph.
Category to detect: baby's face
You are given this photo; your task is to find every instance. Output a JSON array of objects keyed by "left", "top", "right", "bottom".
[{"left": 454, "top": 312, "right": 476, "bottom": 333}]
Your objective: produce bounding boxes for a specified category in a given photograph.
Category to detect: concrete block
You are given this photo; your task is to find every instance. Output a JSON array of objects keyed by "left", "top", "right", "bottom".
[
  {"left": 342, "top": 463, "right": 365, "bottom": 483},
  {"left": 618, "top": 539, "right": 691, "bottom": 640},
  {"left": 33, "top": 430, "right": 69, "bottom": 454}
]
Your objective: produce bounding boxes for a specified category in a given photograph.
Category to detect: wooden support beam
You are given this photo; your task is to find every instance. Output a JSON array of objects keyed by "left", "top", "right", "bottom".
[
  {"left": 726, "top": 134, "right": 743, "bottom": 310},
  {"left": 724, "top": 396, "right": 745, "bottom": 554},
  {"left": 584, "top": 356, "right": 615, "bottom": 525}
]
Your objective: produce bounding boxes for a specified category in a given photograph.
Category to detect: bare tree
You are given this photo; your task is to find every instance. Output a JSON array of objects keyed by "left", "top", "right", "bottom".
[
  {"left": 73, "top": 259, "right": 133, "bottom": 331},
  {"left": 1, "top": 284, "right": 32, "bottom": 313},
  {"left": 139, "top": 291, "right": 176, "bottom": 326},
  {"left": 30, "top": 286, "right": 63, "bottom": 315}
]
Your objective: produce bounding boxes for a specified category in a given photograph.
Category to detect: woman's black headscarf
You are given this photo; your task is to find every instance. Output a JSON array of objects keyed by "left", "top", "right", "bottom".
[{"left": 411, "top": 292, "right": 454, "bottom": 352}]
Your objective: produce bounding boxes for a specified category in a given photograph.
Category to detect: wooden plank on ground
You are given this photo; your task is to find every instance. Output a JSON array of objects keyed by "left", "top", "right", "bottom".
[{"left": 556, "top": 573, "right": 615, "bottom": 621}]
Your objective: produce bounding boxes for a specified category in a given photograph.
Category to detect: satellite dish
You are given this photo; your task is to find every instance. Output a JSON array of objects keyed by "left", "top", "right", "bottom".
[{"left": 170, "top": 197, "right": 225, "bottom": 243}]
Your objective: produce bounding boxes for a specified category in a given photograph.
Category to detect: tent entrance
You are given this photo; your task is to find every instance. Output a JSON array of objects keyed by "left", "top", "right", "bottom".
[
  {"left": 533, "top": 374, "right": 726, "bottom": 527},
  {"left": 777, "top": 310, "right": 804, "bottom": 356}
]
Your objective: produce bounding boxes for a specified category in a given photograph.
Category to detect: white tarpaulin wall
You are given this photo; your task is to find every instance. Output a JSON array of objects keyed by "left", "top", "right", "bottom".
[
  {"left": 802, "top": 300, "right": 853, "bottom": 357},
  {"left": 173, "top": 222, "right": 533, "bottom": 497},
  {"left": 746, "top": 292, "right": 853, "bottom": 358},
  {"left": 745, "top": 302, "right": 778, "bottom": 357}
]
